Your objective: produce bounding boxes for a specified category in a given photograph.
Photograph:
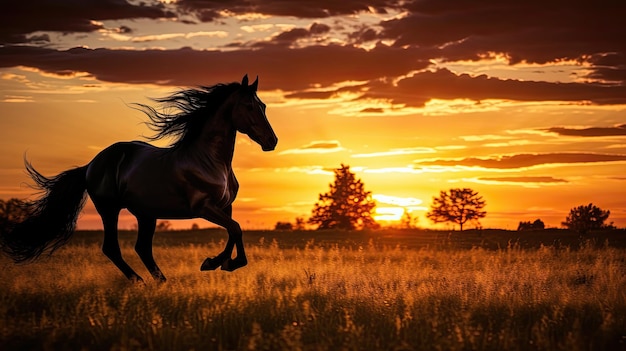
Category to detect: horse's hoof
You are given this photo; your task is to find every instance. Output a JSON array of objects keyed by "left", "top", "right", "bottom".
[
  {"left": 200, "top": 257, "right": 222, "bottom": 271},
  {"left": 221, "top": 258, "right": 248, "bottom": 272}
]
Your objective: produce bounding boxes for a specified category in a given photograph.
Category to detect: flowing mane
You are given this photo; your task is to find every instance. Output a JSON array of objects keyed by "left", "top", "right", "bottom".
[{"left": 134, "top": 82, "right": 242, "bottom": 148}]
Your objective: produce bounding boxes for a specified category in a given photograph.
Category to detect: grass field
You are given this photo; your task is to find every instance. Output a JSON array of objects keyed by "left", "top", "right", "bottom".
[{"left": 1, "top": 229, "right": 625, "bottom": 350}]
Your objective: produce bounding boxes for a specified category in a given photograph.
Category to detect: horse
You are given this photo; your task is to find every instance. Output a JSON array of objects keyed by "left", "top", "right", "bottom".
[{"left": 0, "top": 74, "right": 278, "bottom": 283}]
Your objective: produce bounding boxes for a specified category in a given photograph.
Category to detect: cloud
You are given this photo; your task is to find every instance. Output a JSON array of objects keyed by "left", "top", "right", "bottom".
[
  {"left": 279, "top": 140, "right": 345, "bottom": 155},
  {"left": 0, "top": 45, "right": 429, "bottom": 92},
  {"left": 415, "top": 153, "right": 626, "bottom": 170},
  {"left": 352, "top": 147, "right": 435, "bottom": 158},
  {"left": 283, "top": 67, "right": 626, "bottom": 106},
  {"left": 5, "top": 45, "right": 619, "bottom": 109},
  {"left": 372, "top": 194, "right": 423, "bottom": 207},
  {"left": 477, "top": 176, "right": 567, "bottom": 184},
  {"left": 271, "top": 166, "right": 334, "bottom": 175},
  {"left": 2, "top": 95, "right": 34, "bottom": 103},
  {"left": 375, "top": 1, "right": 626, "bottom": 84},
  {"left": 245, "top": 22, "right": 332, "bottom": 48},
  {"left": 177, "top": 0, "right": 398, "bottom": 20},
  {"left": 133, "top": 31, "right": 229, "bottom": 43},
  {"left": 464, "top": 176, "right": 568, "bottom": 188},
  {"left": 360, "top": 107, "right": 384, "bottom": 113},
  {"left": 1, "top": 0, "right": 174, "bottom": 44},
  {"left": 545, "top": 124, "right": 626, "bottom": 137},
  {"left": 2, "top": 1, "right": 625, "bottom": 108},
  {"left": 361, "top": 69, "right": 626, "bottom": 107}
]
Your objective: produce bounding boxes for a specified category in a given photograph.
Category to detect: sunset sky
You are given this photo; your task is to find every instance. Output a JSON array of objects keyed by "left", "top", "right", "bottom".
[{"left": 1, "top": 1, "right": 625, "bottom": 230}]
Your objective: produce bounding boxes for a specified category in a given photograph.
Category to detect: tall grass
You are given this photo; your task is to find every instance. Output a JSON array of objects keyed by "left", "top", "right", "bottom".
[{"left": 0, "top": 232, "right": 624, "bottom": 350}]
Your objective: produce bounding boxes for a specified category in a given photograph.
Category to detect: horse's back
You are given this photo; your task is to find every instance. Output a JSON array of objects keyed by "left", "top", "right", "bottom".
[{"left": 85, "top": 141, "right": 159, "bottom": 204}]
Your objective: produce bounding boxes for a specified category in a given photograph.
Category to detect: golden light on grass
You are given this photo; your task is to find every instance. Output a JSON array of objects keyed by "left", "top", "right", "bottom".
[{"left": 1, "top": 230, "right": 624, "bottom": 350}]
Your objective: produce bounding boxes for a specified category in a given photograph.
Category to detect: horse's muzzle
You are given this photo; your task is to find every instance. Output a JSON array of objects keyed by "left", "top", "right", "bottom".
[
  {"left": 262, "top": 136, "right": 278, "bottom": 151},
  {"left": 262, "top": 143, "right": 276, "bottom": 152}
]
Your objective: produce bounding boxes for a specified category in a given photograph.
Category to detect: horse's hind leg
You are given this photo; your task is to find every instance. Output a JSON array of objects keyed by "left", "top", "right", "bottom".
[
  {"left": 99, "top": 207, "right": 144, "bottom": 282},
  {"left": 135, "top": 217, "right": 166, "bottom": 282}
]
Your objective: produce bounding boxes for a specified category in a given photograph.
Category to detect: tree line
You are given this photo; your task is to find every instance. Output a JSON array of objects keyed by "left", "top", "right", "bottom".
[
  {"left": 274, "top": 164, "right": 616, "bottom": 234},
  {"left": 0, "top": 164, "right": 616, "bottom": 235}
]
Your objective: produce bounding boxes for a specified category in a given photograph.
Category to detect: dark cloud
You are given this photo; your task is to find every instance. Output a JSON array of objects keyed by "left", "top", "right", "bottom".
[
  {"left": 309, "top": 23, "right": 331, "bottom": 35},
  {"left": 385, "top": 69, "right": 626, "bottom": 106},
  {"left": 297, "top": 68, "right": 626, "bottom": 106},
  {"left": 177, "top": 0, "right": 401, "bottom": 20},
  {"left": 0, "top": 45, "right": 428, "bottom": 92},
  {"left": 250, "top": 22, "right": 332, "bottom": 48},
  {"left": 360, "top": 108, "right": 384, "bottom": 113},
  {"left": 2, "top": 0, "right": 625, "bottom": 107},
  {"left": 3, "top": 44, "right": 625, "bottom": 106},
  {"left": 415, "top": 153, "right": 626, "bottom": 169},
  {"left": 546, "top": 125, "right": 626, "bottom": 137},
  {"left": 376, "top": 1, "right": 626, "bottom": 84},
  {"left": 0, "top": 0, "right": 174, "bottom": 44},
  {"left": 478, "top": 176, "right": 567, "bottom": 184}
]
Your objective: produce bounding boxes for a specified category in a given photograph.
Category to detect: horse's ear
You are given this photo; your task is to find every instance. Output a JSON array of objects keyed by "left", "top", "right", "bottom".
[
  {"left": 251, "top": 76, "right": 258, "bottom": 91},
  {"left": 241, "top": 74, "right": 249, "bottom": 87}
]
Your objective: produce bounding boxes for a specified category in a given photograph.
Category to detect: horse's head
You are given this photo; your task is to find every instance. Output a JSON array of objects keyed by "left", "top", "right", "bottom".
[{"left": 232, "top": 75, "right": 278, "bottom": 152}]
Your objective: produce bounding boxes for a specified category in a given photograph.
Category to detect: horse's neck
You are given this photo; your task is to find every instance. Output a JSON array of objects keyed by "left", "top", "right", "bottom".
[
  {"left": 198, "top": 128, "right": 237, "bottom": 165},
  {"left": 179, "top": 105, "right": 237, "bottom": 166}
]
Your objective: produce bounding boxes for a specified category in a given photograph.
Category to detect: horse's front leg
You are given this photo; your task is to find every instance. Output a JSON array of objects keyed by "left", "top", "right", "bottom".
[
  {"left": 200, "top": 205, "right": 247, "bottom": 272},
  {"left": 216, "top": 219, "right": 248, "bottom": 272}
]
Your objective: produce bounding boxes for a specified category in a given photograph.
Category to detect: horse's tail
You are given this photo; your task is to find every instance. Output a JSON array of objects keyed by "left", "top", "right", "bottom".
[{"left": 0, "top": 161, "right": 88, "bottom": 263}]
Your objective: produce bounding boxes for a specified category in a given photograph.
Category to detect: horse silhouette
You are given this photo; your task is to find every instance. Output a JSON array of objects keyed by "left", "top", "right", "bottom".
[{"left": 0, "top": 74, "right": 278, "bottom": 282}]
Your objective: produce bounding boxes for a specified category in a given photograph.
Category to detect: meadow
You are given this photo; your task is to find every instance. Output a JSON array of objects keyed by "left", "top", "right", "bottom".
[{"left": 0, "top": 229, "right": 625, "bottom": 350}]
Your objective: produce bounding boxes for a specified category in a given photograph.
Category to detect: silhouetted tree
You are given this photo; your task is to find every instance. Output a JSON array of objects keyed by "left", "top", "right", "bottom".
[
  {"left": 400, "top": 210, "right": 419, "bottom": 229},
  {"left": 274, "top": 221, "right": 293, "bottom": 231},
  {"left": 0, "top": 198, "right": 29, "bottom": 234},
  {"left": 518, "top": 219, "right": 545, "bottom": 231},
  {"left": 426, "top": 188, "right": 486, "bottom": 231},
  {"left": 294, "top": 217, "right": 306, "bottom": 230},
  {"left": 155, "top": 220, "right": 172, "bottom": 232},
  {"left": 562, "top": 203, "right": 611, "bottom": 234},
  {"left": 308, "top": 164, "right": 377, "bottom": 230}
]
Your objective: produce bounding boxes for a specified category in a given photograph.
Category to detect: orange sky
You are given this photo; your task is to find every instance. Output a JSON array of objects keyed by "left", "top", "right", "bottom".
[{"left": 1, "top": 1, "right": 625, "bottom": 230}]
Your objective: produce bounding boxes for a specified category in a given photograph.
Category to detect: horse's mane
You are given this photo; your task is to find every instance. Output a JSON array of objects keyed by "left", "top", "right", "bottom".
[{"left": 133, "top": 82, "right": 241, "bottom": 148}]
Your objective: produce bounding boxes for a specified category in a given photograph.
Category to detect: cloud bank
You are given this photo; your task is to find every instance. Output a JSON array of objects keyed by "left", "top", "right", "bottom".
[{"left": 1, "top": 0, "right": 625, "bottom": 108}]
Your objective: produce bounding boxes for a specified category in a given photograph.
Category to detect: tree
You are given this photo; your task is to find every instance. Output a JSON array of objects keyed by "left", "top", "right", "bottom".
[
  {"left": 274, "top": 221, "right": 293, "bottom": 231},
  {"left": 426, "top": 188, "right": 486, "bottom": 231},
  {"left": 562, "top": 203, "right": 611, "bottom": 234},
  {"left": 518, "top": 219, "right": 545, "bottom": 231},
  {"left": 0, "top": 198, "right": 29, "bottom": 233},
  {"left": 155, "top": 220, "right": 172, "bottom": 232},
  {"left": 308, "top": 164, "right": 377, "bottom": 230},
  {"left": 294, "top": 217, "right": 306, "bottom": 230},
  {"left": 400, "top": 210, "right": 419, "bottom": 229}
]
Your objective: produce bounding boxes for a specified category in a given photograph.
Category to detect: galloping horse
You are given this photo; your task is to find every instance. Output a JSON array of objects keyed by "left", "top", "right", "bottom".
[{"left": 0, "top": 75, "right": 278, "bottom": 282}]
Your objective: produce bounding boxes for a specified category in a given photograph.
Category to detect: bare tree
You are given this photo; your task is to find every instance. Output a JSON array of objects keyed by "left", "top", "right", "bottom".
[{"left": 426, "top": 188, "right": 486, "bottom": 231}]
